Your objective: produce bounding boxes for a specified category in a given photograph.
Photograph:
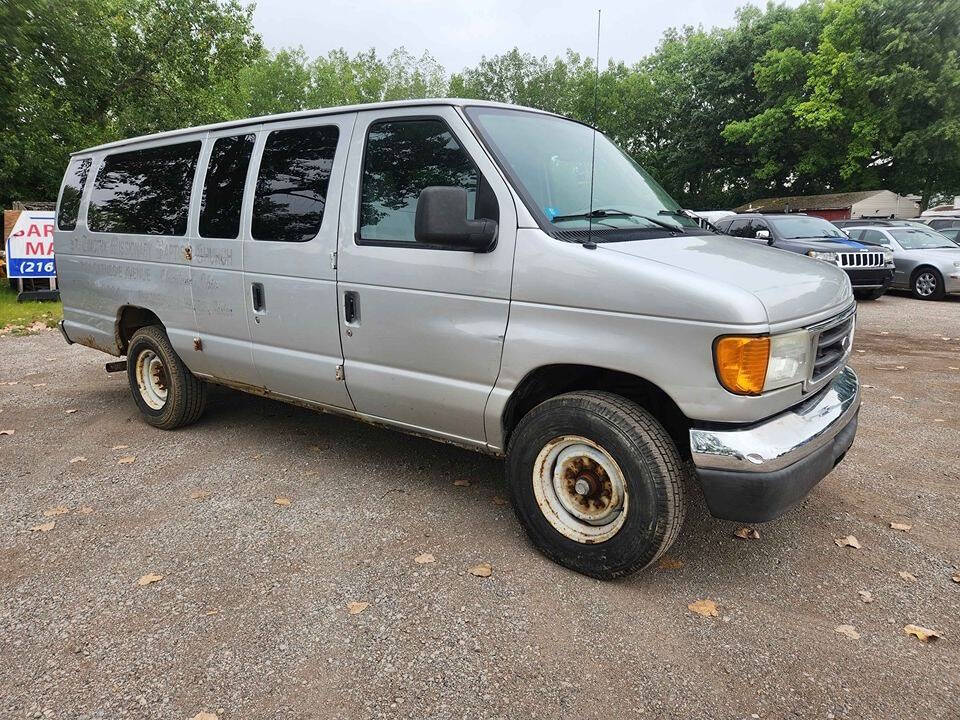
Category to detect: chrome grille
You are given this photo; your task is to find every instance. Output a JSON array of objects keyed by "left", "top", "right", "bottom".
[
  {"left": 838, "top": 251, "right": 884, "bottom": 268},
  {"left": 811, "top": 311, "right": 855, "bottom": 383}
]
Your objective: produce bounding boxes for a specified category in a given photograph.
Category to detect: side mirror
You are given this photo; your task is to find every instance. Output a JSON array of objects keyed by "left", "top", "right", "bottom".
[
  {"left": 755, "top": 229, "right": 772, "bottom": 244},
  {"left": 414, "top": 186, "right": 497, "bottom": 251}
]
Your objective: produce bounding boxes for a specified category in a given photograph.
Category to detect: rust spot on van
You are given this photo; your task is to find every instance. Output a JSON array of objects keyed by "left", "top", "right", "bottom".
[
  {"left": 75, "top": 334, "right": 120, "bottom": 356},
  {"left": 183, "top": 245, "right": 192, "bottom": 262}
]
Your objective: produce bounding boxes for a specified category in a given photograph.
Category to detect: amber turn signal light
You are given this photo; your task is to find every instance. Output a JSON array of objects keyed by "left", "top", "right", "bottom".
[{"left": 714, "top": 336, "right": 770, "bottom": 395}]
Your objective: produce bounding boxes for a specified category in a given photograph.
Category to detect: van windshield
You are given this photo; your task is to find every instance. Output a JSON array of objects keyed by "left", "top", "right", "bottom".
[{"left": 465, "top": 107, "right": 701, "bottom": 234}]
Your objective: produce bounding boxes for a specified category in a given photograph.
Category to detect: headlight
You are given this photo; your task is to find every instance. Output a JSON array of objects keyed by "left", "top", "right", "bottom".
[
  {"left": 714, "top": 330, "right": 811, "bottom": 395},
  {"left": 807, "top": 250, "right": 838, "bottom": 263},
  {"left": 884, "top": 250, "right": 895, "bottom": 263}
]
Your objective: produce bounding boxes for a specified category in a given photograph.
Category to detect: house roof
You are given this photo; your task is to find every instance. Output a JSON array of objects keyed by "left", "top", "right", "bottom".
[{"left": 735, "top": 190, "right": 886, "bottom": 213}]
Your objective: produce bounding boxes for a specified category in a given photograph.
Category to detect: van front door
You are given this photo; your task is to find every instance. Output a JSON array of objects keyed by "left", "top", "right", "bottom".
[
  {"left": 241, "top": 116, "right": 355, "bottom": 409},
  {"left": 336, "top": 107, "right": 517, "bottom": 445}
]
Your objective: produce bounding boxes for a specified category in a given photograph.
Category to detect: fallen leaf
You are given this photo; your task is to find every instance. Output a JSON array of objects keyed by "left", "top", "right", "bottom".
[
  {"left": 491, "top": 495, "right": 508, "bottom": 506},
  {"left": 274, "top": 497, "right": 291, "bottom": 506},
  {"left": 111, "top": 444, "right": 128, "bottom": 450},
  {"left": 733, "top": 527, "right": 760, "bottom": 540},
  {"left": 834, "top": 535, "right": 861, "bottom": 549},
  {"left": 952, "top": 574, "right": 960, "bottom": 584},
  {"left": 657, "top": 555, "right": 684, "bottom": 570},
  {"left": 190, "top": 489, "right": 211, "bottom": 501},
  {"left": 835, "top": 624, "right": 860, "bottom": 640},
  {"left": 190, "top": 712, "right": 218, "bottom": 720},
  {"left": 934, "top": 419, "right": 945, "bottom": 423},
  {"left": 75, "top": 506, "right": 93, "bottom": 515},
  {"left": 903, "top": 624, "right": 941, "bottom": 643},
  {"left": 116, "top": 456, "right": 136, "bottom": 465},
  {"left": 861, "top": 383, "right": 876, "bottom": 388},
  {"left": 895, "top": 365, "right": 905, "bottom": 370},
  {"left": 468, "top": 562, "right": 492, "bottom": 578},
  {"left": 688, "top": 599, "right": 718, "bottom": 618},
  {"left": 346, "top": 601, "right": 369, "bottom": 615},
  {"left": 889, "top": 395, "right": 905, "bottom": 400},
  {"left": 890, "top": 522, "right": 912, "bottom": 532},
  {"left": 136, "top": 572, "right": 163, "bottom": 587},
  {"left": 453, "top": 479, "right": 470, "bottom": 487},
  {"left": 32, "top": 383, "right": 46, "bottom": 387},
  {"left": 414, "top": 552, "right": 435, "bottom": 564},
  {"left": 65, "top": 409, "right": 78, "bottom": 414},
  {"left": 898, "top": 571, "right": 917, "bottom": 582},
  {"left": 30, "top": 521, "right": 55, "bottom": 532},
  {"left": 43, "top": 506, "right": 70, "bottom": 517},
  {"left": 69, "top": 456, "right": 86, "bottom": 464},
  {"left": 251, "top": 453, "right": 263, "bottom": 460},
  {"left": 0, "top": 429, "right": 14, "bottom": 436},
  {"left": 949, "top": 366, "right": 959, "bottom": 371},
  {"left": 858, "top": 590, "right": 874, "bottom": 603}
]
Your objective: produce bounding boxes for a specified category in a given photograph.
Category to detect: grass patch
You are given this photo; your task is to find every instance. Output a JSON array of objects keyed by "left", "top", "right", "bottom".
[{"left": 0, "top": 282, "right": 62, "bottom": 334}]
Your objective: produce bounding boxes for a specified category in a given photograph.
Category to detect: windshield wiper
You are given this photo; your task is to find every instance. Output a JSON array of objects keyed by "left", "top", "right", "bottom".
[
  {"left": 658, "top": 208, "right": 714, "bottom": 231},
  {"left": 551, "top": 208, "right": 682, "bottom": 233}
]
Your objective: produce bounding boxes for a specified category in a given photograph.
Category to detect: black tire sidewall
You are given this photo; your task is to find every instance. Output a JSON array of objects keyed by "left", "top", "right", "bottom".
[
  {"left": 507, "top": 399, "right": 673, "bottom": 578},
  {"left": 124, "top": 326, "right": 202, "bottom": 429}
]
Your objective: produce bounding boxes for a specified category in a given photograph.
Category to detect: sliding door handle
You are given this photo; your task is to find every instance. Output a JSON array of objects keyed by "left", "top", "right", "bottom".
[
  {"left": 343, "top": 291, "right": 359, "bottom": 324},
  {"left": 251, "top": 282, "right": 265, "bottom": 312}
]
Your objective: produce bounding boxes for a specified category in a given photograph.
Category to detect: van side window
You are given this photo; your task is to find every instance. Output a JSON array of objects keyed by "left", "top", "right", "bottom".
[
  {"left": 57, "top": 157, "right": 92, "bottom": 230},
  {"left": 199, "top": 134, "right": 255, "bottom": 239},
  {"left": 726, "top": 219, "right": 752, "bottom": 238},
  {"left": 88, "top": 141, "right": 201, "bottom": 236},
  {"left": 358, "top": 119, "right": 480, "bottom": 245},
  {"left": 251, "top": 125, "right": 339, "bottom": 242}
]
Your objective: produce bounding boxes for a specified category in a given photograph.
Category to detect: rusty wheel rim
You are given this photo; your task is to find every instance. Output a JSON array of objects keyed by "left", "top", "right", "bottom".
[
  {"left": 135, "top": 349, "right": 168, "bottom": 410},
  {"left": 532, "top": 435, "right": 628, "bottom": 544}
]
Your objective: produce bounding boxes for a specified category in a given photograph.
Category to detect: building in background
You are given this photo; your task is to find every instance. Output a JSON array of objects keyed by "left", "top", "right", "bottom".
[{"left": 735, "top": 190, "right": 920, "bottom": 221}]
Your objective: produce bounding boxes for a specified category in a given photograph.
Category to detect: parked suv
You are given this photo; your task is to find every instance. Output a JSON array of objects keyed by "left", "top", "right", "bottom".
[
  {"left": 844, "top": 225, "right": 960, "bottom": 300},
  {"left": 54, "top": 100, "right": 861, "bottom": 578},
  {"left": 715, "top": 213, "right": 895, "bottom": 300}
]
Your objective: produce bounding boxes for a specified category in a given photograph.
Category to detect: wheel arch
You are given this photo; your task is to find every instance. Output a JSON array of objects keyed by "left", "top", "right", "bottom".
[
  {"left": 500, "top": 364, "right": 691, "bottom": 458},
  {"left": 115, "top": 305, "right": 164, "bottom": 355}
]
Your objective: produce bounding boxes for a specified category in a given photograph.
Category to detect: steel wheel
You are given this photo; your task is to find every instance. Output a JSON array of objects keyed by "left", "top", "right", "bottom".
[
  {"left": 532, "top": 435, "right": 629, "bottom": 544},
  {"left": 915, "top": 271, "right": 938, "bottom": 298},
  {"left": 134, "top": 348, "right": 168, "bottom": 410}
]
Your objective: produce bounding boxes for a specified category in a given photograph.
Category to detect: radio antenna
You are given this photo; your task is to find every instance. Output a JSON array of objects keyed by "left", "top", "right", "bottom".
[{"left": 584, "top": 9, "right": 601, "bottom": 250}]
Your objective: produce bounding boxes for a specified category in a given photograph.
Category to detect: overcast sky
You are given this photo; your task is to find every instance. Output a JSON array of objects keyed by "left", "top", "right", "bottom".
[{"left": 252, "top": 0, "right": 802, "bottom": 72}]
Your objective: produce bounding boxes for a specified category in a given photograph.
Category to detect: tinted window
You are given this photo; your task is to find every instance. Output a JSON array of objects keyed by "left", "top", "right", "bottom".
[
  {"left": 858, "top": 229, "right": 888, "bottom": 246},
  {"left": 359, "top": 119, "right": 479, "bottom": 244},
  {"left": 252, "top": 126, "right": 339, "bottom": 242},
  {"left": 57, "top": 158, "right": 92, "bottom": 230},
  {"left": 88, "top": 142, "right": 200, "bottom": 236},
  {"left": 199, "top": 134, "right": 255, "bottom": 239},
  {"left": 726, "top": 219, "right": 752, "bottom": 238}
]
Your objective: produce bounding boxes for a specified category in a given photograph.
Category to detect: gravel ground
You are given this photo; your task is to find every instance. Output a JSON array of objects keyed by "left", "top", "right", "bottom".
[{"left": 1, "top": 292, "right": 959, "bottom": 720}]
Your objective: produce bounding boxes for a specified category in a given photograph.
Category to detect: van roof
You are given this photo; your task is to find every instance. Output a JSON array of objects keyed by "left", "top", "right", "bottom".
[{"left": 74, "top": 99, "right": 563, "bottom": 156}]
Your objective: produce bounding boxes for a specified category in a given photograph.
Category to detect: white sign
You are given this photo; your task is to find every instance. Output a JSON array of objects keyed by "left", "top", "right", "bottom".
[{"left": 5, "top": 211, "right": 56, "bottom": 278}]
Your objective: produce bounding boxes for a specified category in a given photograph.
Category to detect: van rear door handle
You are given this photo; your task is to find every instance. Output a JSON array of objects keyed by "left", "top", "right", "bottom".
[
  {"left": 343, "top": 291, "right": 359, "bottom": 324},
  {"left": 251, "top": 282, "right": 265, "bottom": 312}
]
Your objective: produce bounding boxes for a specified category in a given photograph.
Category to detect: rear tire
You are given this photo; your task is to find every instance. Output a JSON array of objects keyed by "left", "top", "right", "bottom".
[
  {"left": 854, "top": 288, "right": 885, "bottom": 301},
  {"left": 506, "top": 391, "right": 687, "bottom": 579},
  {"left": 911, "top": 267, "right": 945, "bottom": 300},
  {"left": 126, "top": 325, "right": 207, "bottom": 429}
]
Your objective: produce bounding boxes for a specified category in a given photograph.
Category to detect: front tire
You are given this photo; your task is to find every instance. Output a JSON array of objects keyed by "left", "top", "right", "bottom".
[
  {"left": 506, "top": 391, "right": 687, "bottom": 579},
  {"left": 912, "top": 267, "right": 945, "bottom": 300},
  {"left": 126, "top": 325, "right": 207, "bottom": 429}
]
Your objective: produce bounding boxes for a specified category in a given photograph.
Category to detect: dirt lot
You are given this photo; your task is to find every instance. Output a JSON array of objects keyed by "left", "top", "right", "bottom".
[{"left": 1, "top": 292, "right": 959, "bottom": 720}]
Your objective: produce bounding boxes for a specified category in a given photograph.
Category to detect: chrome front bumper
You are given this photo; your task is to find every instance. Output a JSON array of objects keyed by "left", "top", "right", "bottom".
[{"left": 690, "top": 366, "right": 861, "bottom": 473}]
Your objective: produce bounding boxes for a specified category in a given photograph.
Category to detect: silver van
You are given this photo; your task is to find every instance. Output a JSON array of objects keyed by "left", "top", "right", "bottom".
[{"left": 54, "top": 100, "right": 861, "bottom": 578}]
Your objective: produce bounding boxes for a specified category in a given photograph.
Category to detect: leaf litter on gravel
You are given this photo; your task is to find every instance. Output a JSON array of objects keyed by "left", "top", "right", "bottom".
[
  {"left": 116, "top": 456, "right": 136, "bottom": 464},
  {"left": 43, "top": 506, "right": 70, "bottom": 517},
  {"left": 347, "top": 601, "right": 369, "bottom": 615},
  {"left": 835, "top": 535, "right": 861, "bottom": 549},
  {"left": 468, "top": 562, "right": 492, "bottom": 578},
  {"left": 136, "top": 573, "right": 163, "bottom": 587},
  {"left": 835, "top": 625, "right": 860, "bottom": 641},
  {"left": 903, "top": 624, "right": 941, "bottom": 643},
  {"left": 414, "top": 553, "right": 435, "bottom": 564},
  {"left": 30, "top": 521, "right": 55, "bottom": 533},
  {"left": 734, "top": 527, "right": 760, "bottom": 540},
  {"left": 688, "top": 599, "right": 718, "bottom": 618},
  {"left": 889, "top": 522, "right": 912, "bottom": 531}
]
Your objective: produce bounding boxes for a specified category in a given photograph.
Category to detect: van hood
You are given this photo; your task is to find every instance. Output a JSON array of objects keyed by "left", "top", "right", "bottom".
[{"left": 599, "top": 234, "right": 851, "bottom": 324}]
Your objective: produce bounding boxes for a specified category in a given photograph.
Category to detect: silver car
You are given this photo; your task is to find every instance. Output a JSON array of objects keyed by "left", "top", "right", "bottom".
[
  {"left": 53, "top": 99, "right": 861, "bottom": 578},
  {"left": 845, "top": 225, "right": 960, "bottom": 300}
]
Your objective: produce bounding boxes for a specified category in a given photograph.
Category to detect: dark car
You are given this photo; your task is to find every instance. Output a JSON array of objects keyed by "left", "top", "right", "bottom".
[{"left": 715, "top": 213, "right": 896, "bottom": 300}]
